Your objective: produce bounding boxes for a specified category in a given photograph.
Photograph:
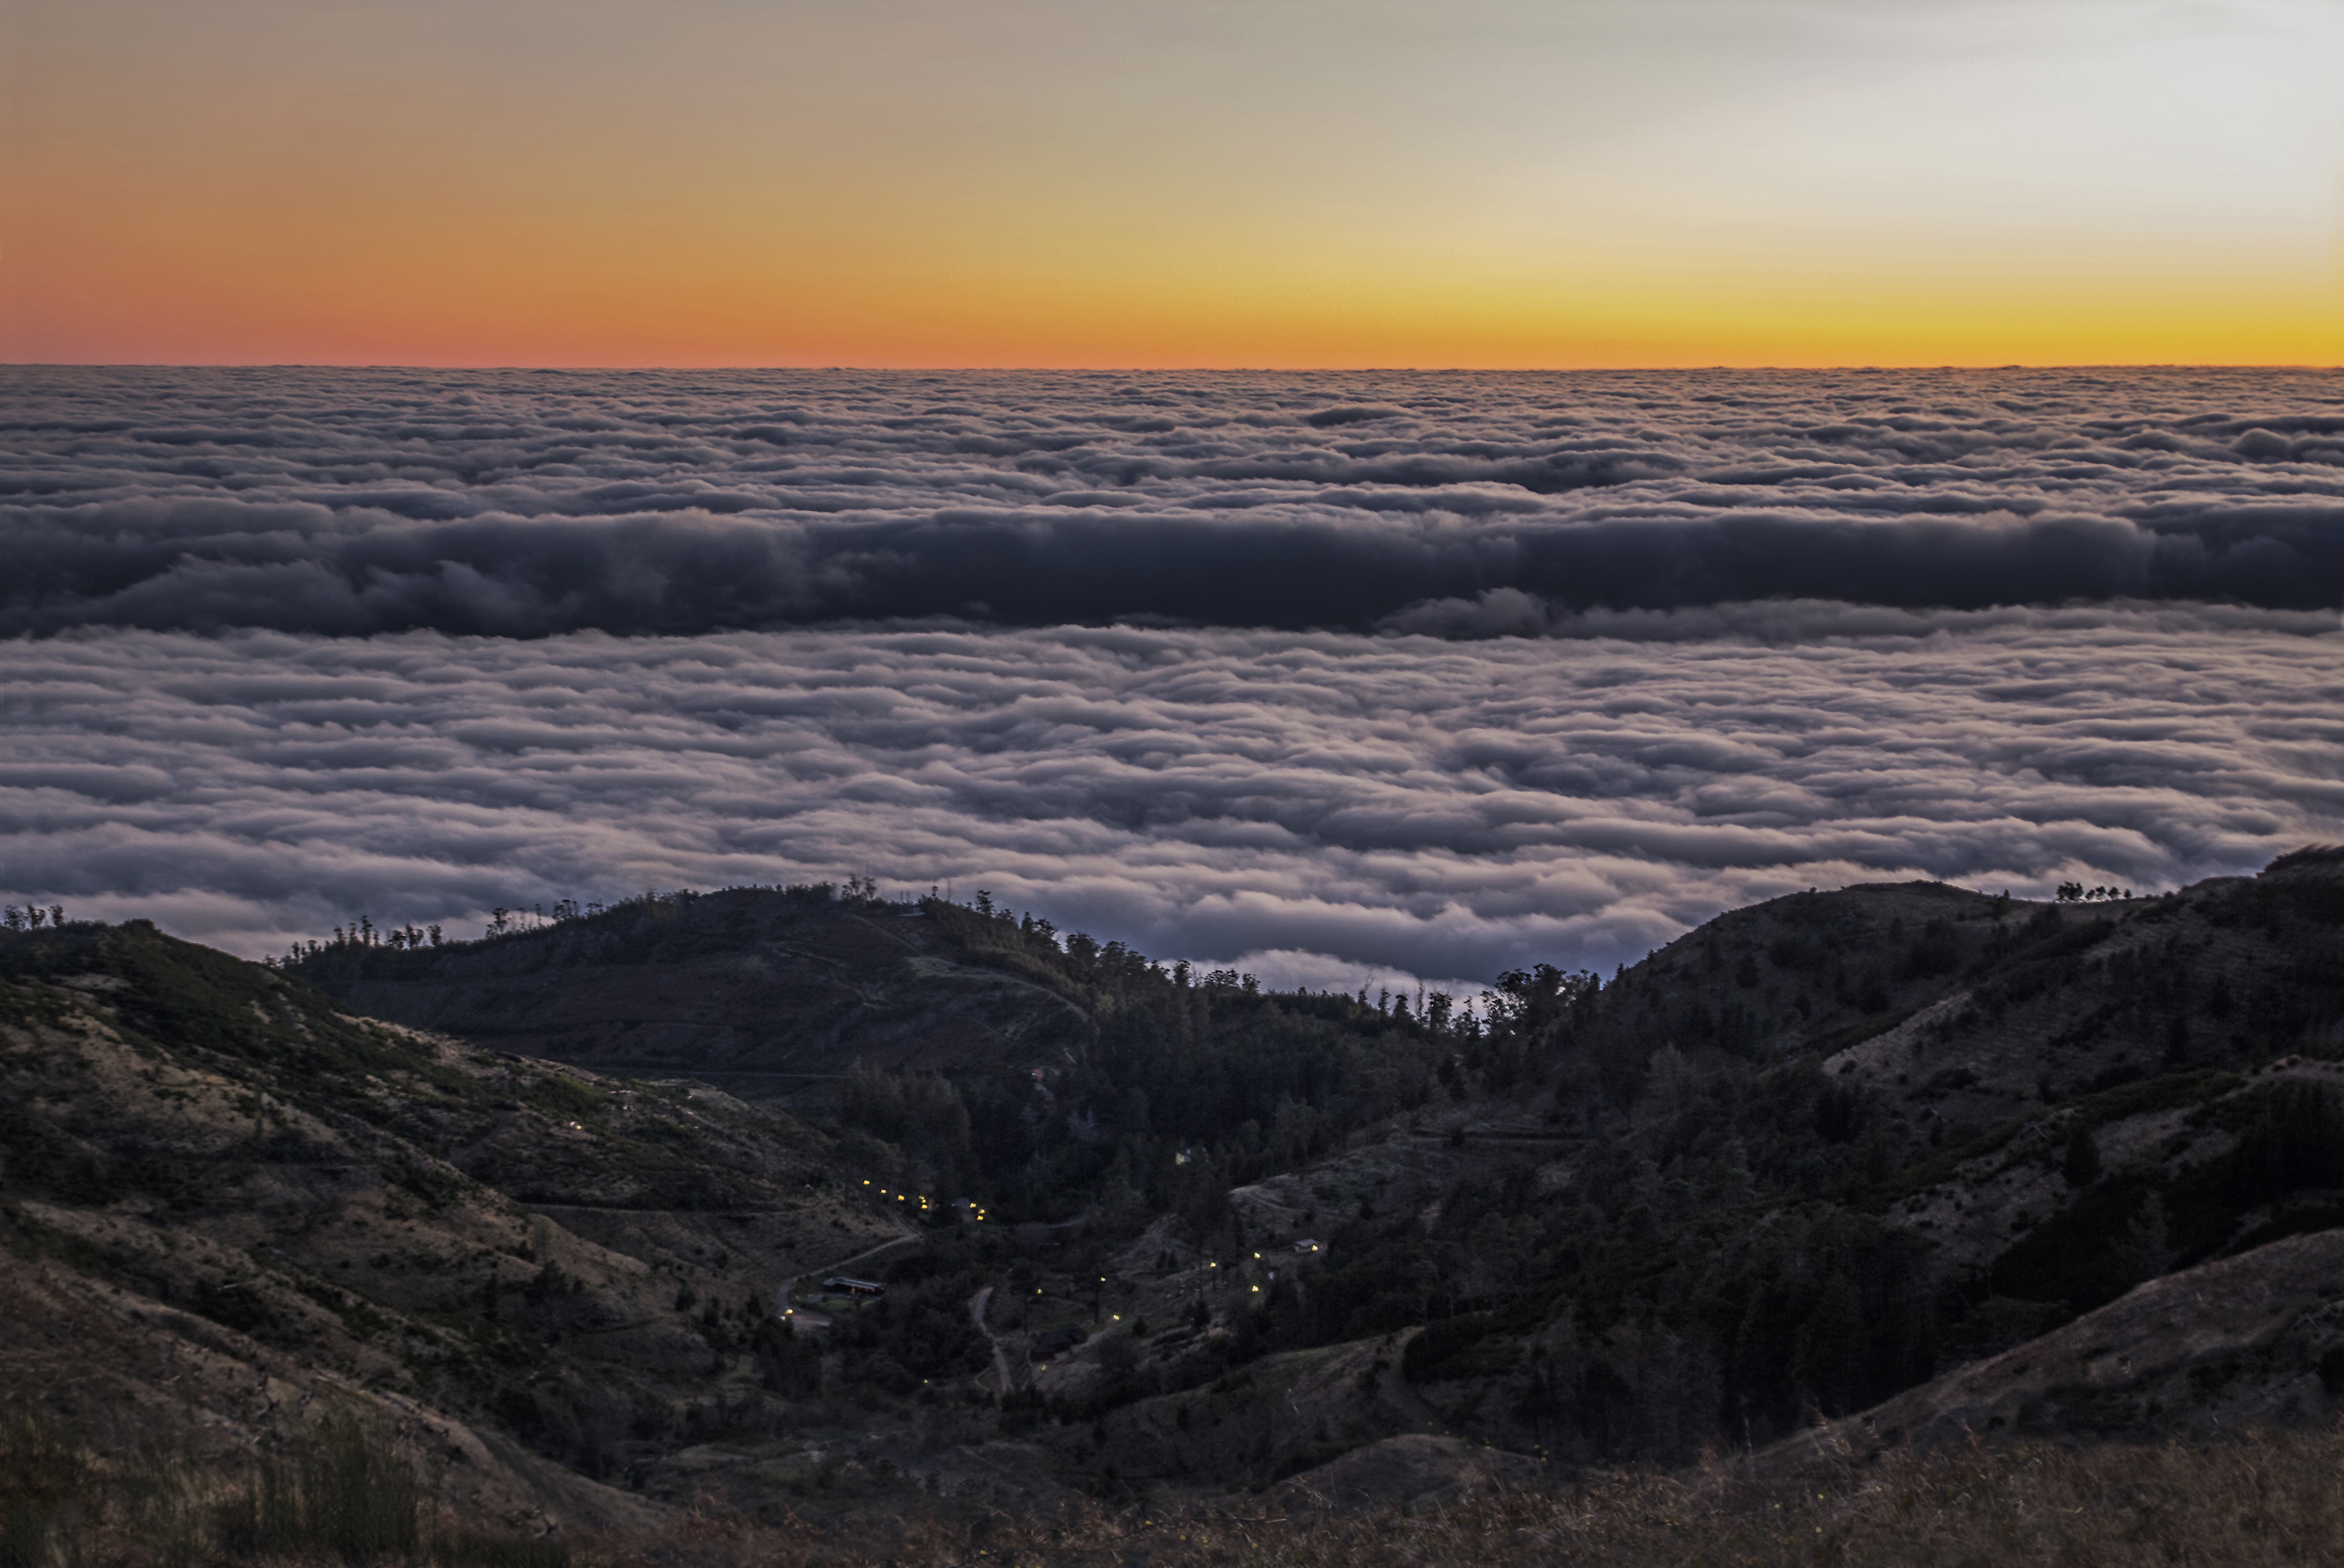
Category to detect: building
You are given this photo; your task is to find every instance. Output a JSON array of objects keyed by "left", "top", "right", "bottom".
[{"left": 822, "top": 1276, "right": 885, "bottom": 1299}]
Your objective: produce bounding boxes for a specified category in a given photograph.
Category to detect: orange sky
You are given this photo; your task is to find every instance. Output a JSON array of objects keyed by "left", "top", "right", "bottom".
[{"left": 6, "top": 0, "right": 2341, "bottom": 368}]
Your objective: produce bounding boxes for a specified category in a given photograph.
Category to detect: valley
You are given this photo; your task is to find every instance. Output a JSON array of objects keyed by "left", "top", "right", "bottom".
[{"left": 6, "top": 851, "right": 2344, "bottom": 1562}]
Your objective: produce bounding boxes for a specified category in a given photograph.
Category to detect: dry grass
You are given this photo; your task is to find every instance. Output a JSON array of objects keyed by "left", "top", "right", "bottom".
[
  {"left": 0, "top": 1409, "right": 563, "bottom": 1568},
  {"left": 593, "top": 1428, "right": 2344, "bottom": 1568},
  {"left": 14, "top": 1415, "right": 2343, "bottom": 1567}
]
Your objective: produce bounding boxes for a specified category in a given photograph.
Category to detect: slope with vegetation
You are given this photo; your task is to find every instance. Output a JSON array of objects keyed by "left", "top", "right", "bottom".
[
  {"left": 8, "top": 851, "right": 2344, "bottom": 1563},
  {"left": 1256, "top": 852, "right": 2344, "bottom": 1469},
  {"left": 0, "top": 916, "right": 913, "bottom": 1552}
]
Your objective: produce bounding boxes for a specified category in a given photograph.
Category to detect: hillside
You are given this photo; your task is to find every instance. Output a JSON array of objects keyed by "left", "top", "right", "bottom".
[
  {"left": 2, "top": 897, "right": 1476, "bottom": 1555},
  {"left": 1757, "top": 1223, "right": 2344, "bottom": 1473},
  {"left": 288, "top": 884, "right": 1459, "bottom": 1223},
  {"left": 9, "top": 852, "right": 2344, "bottom": 1561},
  {"left": 282, "top": 884, "right": 1098, "bottom": 1103},
  {"left": 1298, "top": 852, "right": 2344, "bottom": 1467},
  {"left": 0, "top": 917, "right": 912, "bottom": 1541}
]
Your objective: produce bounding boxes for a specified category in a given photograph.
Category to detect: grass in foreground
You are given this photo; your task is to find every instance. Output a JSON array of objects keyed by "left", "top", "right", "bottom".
[
  {"left": 0, "top": 1409, "right": 563, "bottom": 1568},
  {"left": 609, "top": 1430, "right": 2344, "bottom": 1568},
  {"left": 9, "top": 1411, "right": 2342, "bottom": 1566}
]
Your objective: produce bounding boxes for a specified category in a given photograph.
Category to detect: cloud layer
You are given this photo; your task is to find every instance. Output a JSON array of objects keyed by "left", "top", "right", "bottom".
[
  {"left": 3, "top": 369, "right": 2339, "bottom": 990},
  {"left": 2, "top": 610, "right": 2336, "bottom": 990},
  {"left": 4, "top": 366, "right": 2342, "bottom": 637}
]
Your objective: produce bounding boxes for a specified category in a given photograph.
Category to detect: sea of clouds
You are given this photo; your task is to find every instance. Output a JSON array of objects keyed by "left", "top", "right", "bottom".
[{"left": 3, "top": 366, "right": 2339, "bottom": 991}]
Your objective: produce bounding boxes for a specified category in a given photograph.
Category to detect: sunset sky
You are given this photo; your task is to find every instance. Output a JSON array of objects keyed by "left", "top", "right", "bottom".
[{"left": 7, "top": 0, "right": 2342, "bottom": 367}]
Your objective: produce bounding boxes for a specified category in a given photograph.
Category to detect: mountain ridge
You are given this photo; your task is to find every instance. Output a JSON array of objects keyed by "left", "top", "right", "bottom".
[{"left": 7, "top": 851, "right": 2344, "bottom": 1558}]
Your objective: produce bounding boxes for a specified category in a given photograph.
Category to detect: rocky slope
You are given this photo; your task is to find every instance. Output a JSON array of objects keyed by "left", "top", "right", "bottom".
[{"left": 0, "top": 917, "right": 900, "bottom": 1534}]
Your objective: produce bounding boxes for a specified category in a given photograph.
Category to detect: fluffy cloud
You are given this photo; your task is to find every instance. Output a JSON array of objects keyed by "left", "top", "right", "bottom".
[
  {"left": 2, "top": 366, "right": 2341, "bottom": 637},
  {"left": 4, "top": 368, "right": 2339, "bottom": 993},
  {"left": 0, "top": 609, "right": 2335, "bottom": 991}
]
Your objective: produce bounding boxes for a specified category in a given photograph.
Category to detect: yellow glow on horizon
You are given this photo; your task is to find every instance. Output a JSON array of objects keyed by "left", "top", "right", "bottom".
[{"left": 6, "top": 0, "right": 2340, "bottom": 368}]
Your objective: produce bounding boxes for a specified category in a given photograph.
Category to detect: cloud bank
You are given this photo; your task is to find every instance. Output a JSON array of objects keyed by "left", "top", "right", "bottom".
[
  {"left": 3, "top": 369, "right": 2338, "bottom": 989},
  {"left": 4, "top": 366, "right": 2342, "bottom": 638},
  {"left": 2, "top": 611, "right": 2335, "bottom": 989}
]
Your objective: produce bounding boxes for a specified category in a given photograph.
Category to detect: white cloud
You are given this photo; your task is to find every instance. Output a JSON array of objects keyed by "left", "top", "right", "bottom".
[
  {"left": 0, "top": 609, "right": 2335, "bottom": 983},
  {"left": 4, "top": 367, "right": 2339, "bottom": 986}
]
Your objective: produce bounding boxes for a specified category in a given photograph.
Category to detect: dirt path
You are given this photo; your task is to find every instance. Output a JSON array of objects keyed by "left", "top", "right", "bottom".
[{"left": 970, "top": 1284, "right": 1019, "bottom": 1393}]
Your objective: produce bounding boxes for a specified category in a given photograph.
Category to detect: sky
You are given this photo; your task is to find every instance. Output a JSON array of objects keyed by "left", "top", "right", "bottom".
[
  {"left": 2, "top": 365, "right": 2338, "bottom": 994},
  {"left": 6, "top": 0, "right": 2342, "bottom": 368}
]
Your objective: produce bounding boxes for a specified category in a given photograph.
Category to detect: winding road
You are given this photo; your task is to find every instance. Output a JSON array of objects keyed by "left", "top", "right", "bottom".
[
  {"left": 970, "top": 1284, "right": 1019, "bottom": 1393},
  {"left": 777, "top": 1216, "right": 921, "bottom": 1328}
]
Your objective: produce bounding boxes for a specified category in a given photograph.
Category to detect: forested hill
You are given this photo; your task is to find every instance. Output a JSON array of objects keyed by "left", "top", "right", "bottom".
[
  {"left": 99, "top": 846, "right": 2344, "bottom": 1513},
  {"left": 14, "top": 865, "right": 2344, "bottom": 1564},
  {"left": 284, "top": 885, "right": 1099, "bottom": 1088},
  {"left": 284, "top": 884, "right": 1467, "bottom": 1222},
  {"left": 1284, "top": 848, "right": 2344, "bottom": 1463}
]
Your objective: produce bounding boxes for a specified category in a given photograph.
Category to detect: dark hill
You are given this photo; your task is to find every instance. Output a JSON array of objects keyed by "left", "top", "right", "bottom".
[
  {"left": 1759, "top": 1223, "right": 2344, "bottom": 1473},
  {"left": 285, "top": 885, "right": 1097, "bottom": 1101},
  {"left": 11, "top": 855, "right": 2344, "bottom": 1564},
  {"left": 1269, "top": 852, "right": 2344, "bottom": 1466},
  {"left": 289, "top": 886, "right": 1460, "bottom": 1226},
  {"left": 0, "top": 916, "right": 899, "bottom": 1539}
]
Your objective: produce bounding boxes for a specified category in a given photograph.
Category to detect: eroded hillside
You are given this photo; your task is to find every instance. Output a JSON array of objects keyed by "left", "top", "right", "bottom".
[{"left": 0, "top": 919, "right": 912, "bottom": 1536}]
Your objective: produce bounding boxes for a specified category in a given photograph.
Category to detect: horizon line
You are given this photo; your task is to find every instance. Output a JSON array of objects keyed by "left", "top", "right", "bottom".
[{"left": 6, "top": 360, "right": 2340, "bottom": 375}]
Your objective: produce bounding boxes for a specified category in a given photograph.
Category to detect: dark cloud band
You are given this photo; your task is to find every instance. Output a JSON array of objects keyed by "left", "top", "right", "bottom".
[{"left": 3, "top": 366, "right": 2339, "bottom": 637}]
